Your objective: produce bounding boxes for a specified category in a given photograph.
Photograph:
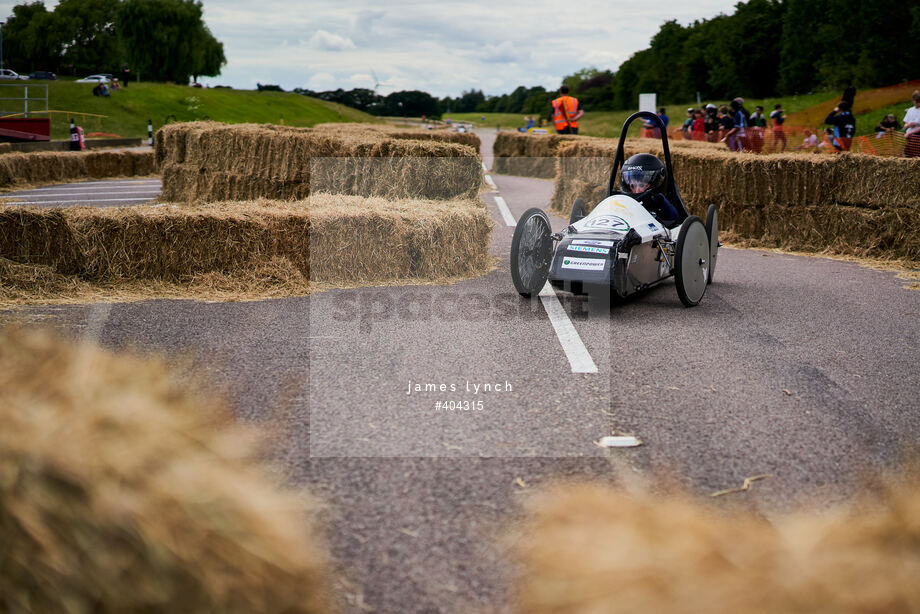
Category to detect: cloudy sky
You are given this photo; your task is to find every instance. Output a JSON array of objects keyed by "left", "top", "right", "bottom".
[{"left": 3, "top": 0, "right": 740, "bottom": 96}]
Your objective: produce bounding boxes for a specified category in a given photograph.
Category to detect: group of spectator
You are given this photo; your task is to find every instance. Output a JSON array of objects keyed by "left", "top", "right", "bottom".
[
  {"left": 673, "top": 99, "right": 788, "bottom": 153},
  {"left": 548, "top": 83, "right": 920, "bottom": 158}
]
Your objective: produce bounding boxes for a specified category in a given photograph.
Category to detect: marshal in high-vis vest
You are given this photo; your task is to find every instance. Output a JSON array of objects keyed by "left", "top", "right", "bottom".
[{"left": 551, "top": 85, "right": 584, "bottom": 134}]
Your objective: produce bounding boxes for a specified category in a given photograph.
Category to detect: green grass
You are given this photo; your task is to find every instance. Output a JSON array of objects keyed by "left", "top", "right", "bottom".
[{"left": 0, "top": 81, "right": 375, "bottom": 140}]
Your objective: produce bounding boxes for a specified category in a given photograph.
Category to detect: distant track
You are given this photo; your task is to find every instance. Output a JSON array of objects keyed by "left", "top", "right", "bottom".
[{"left": 2, "top": 178, "right": 161, "bottom": 207}]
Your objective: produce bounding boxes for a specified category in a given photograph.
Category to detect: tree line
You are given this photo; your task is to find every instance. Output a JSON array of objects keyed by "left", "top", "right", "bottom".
[
  {"left": 3, "top": 0, "right": 225, "bottom": 83},
  {"left": 303, "top": 0, "right": 920, "bottom": 119}
]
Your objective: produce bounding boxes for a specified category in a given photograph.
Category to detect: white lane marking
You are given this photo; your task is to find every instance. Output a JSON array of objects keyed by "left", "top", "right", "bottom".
[
  {"left": 4, "top": 197, "right": 158, "bottom": 204},
  {"left": 32, "top": 180, "right": 161, "bottom": 186},
  {"left": 12, "top": 191, "right": 161, "bottom": 197},
  {"left": 493, "top": 195, "right": 516, "bottom": 227},
  {"left": 482, "top": 161, "right": 488, "bottom": 171},
  {"left": 539, "top": 282, "right": 598, "bottom": 374},
  {"left": 484, "top": 174, "right": 497, "bottom": 190},
  {"left": 18, "top": 186, "right": 160, "bottom": 192}
]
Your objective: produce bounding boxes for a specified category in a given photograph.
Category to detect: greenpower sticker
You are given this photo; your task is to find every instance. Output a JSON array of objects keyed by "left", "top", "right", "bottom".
[{"left": 561, "top": 257, "right": 605, "bottom": 271}]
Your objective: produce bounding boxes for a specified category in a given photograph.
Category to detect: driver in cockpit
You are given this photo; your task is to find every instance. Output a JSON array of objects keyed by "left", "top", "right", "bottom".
[{"left": 621, "top": 153, "right": 680, "bottom": 228}]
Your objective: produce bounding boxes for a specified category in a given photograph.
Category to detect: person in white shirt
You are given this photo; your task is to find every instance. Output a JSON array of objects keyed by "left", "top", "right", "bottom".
[{"left": 904, "top": 90, "right": 920, "bottom": 158}]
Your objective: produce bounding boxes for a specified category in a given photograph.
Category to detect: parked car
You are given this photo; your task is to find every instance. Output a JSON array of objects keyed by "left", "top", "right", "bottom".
[
  {"left": 0, "top": 69, "right": 27, "bottom": 80},
  {"left": 28, "top": 71, "right": 57, "bottom": 80},
  {"left": 76, "top": 74, "right": 110, "bottom": 83}
]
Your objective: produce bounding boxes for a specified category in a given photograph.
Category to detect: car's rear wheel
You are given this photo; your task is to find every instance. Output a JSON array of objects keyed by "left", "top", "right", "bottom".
[
  {"left": 705, "top": 204, "right": 719, "bottom": 285},
  {"left": 675, "top": 216, "right": 709, "bottom": 307},
  {"left": 511, "top": 208, "right": 553, "bottom": 297},
  {"left": 569, "top": 198, "right": 586, "bottom": 225}
]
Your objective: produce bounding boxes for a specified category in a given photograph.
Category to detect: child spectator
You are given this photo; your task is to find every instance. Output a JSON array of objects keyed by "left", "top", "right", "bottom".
[
  {"left": 717, "top": 105, "right": 733, "bottom": 143},
  {"left": 721, "top": 98, "right": 749, "bottom": 152},
  {"left": 824, "top": 100, "right": 856, "bottom": 151},
  {"left": 799, "top": 129, "right": 818, "bottom": 151},
  {"left": 818, "top": 127, "right": 843, "bottom": 152},
  {"left": 704, "top": 104, "right": 719, "bottom": 142},
  {"left": 681, "top": 108, "right": 694, "bottom": 139},
  {"left": 903, "top": 90, "right": 920, "bottom": 158},
  {"left": 750, "top": 105, "right": 767, "bottom": 153},
  {"left": 874, "top": 114, "right": 901, "bottom": 137},
  {"left": 770, "top": 103, "right": 787, "bottom": 152},
  {"left": 691, "top": 110, "right": 706, "bottom": 141}
]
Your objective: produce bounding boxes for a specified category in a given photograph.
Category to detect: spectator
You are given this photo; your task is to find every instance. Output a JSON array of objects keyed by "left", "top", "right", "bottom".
[
  {"left": 825, "top": 100, "right": 856, "bottom": 151},
  {"left": 770, "top": 103, "right": 787, "bottom": 152},
  {"left": 717, "top": 105, "right": 733, "bottom": 143},
  {"left": 681, "top": 108, "right": 694, "bottom": 139},
  {"left": 551, "top": 85, "right": 583, "bottom": 134},
  {"left": 704, "top": 104, "right": 719, "bottom": 142},
  {"left": 750, "top": 105, "right": 767, "bottom": 153},
  {"left": 691, "top": 109, "right": 706, "bottom": 141},
  {"left": 799, "top": 129, "right": 819, "bottom": 151},
  {"left": 842, "top": 81, "right": 856, "bottom": 108},
  {"left": 903, "top": 90, "right": 920, "bottom": 157},
  {"left": 874, "top": 114, "right": 901, "bottom": 137},
  {"left": 656, "top": 107, "right": 669, "bottom": 139},
  {"left": 92, "top": 83, "right": 102, "bottom": 97},
  {"left": 721, "top": 98, "right": 749, "bottom": 152},
  {"left": 819, "top": 127, "right": 843, "bottom": 152}
]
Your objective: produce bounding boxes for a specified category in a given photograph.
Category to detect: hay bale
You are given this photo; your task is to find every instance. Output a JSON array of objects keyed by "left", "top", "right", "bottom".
[
  {"left": 492, "top": 132, "right": 580, "bottom": 178},
  {"left": 0, "top": 327, "right": 333, "bottom": 612},
  {"left": 549, "top": 141, "right": 920, "bottom": 263},
  {"left": 0, "top": 195, "right": 492, "bottom": 299},
  {"left": 313, "top": 122, "right": 481, "bottom": 149},
  {"left": 512, "top": 479, "right": 920, "bottom": 614},
  {"left": 156, "top": 122, "right": 482, "bottom": 203},
  {"left": 309, "top": 193, "right": 492, "bottom": 282},
  {"left": 0, "top": 150, "right": 156, "bottom": 189}
]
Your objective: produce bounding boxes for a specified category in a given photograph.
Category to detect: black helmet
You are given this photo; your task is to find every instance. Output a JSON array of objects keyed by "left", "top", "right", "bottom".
[{"left": 620, "top": 153, "right": 666, "bottom": 198}]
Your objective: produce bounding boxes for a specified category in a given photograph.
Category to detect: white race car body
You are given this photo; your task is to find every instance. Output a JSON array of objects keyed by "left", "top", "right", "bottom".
[{"left": 549, "top": 194, "right": 689, "bottom": 297}]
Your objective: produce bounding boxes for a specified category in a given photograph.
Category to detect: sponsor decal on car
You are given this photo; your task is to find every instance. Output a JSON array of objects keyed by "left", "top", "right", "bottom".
[
  {"left": 572, "top": 239, "right": 615, "bottom": 247},
  {"left": 584, "top": 215, "right": 630, "bottom": 232},
  {"left": 648, "top": 222, "right": 658, "bottom": 231},
  {"left": 561, "top": 257, "right": 606, "bottom": 271},
  {"left": 567, "top": 245, "right": 609, "bottom": 254}
]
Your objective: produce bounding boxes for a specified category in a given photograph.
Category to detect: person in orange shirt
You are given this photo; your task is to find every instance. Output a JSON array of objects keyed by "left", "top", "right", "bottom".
[{"left": 551, "top": 85, "right": 584, "bottom": 134}]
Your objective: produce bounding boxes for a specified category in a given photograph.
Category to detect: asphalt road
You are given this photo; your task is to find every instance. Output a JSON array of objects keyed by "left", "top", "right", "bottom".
[
  {"left": 4, "top": 131, "right": 920, "bottom": 612},
  {"left": 1, "top": 177, "right": 161, "bottom": 207}
]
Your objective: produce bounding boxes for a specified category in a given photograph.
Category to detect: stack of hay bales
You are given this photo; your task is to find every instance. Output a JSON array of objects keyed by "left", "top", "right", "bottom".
[
  {"left": 550, "top": 140, "right": 920, "bottom": 263},
  {"left": 492, "top": 132, "right": 723, "bottom": 178},
  {"left": 0, "top": 327, "right": 333, "bottom": 612},
  {"left": 0, "top": 150, "right": 155, "bottom": 189},
  {"left": 156, "top": 122, "right": 482, "bottom": 203},
  {"left": 0, "top": 193, "right": 492, "bottom": 301},
  {"left": 492, "top": 132, "right": 580, "bottom": 178},
  {"left": 512, "top": 480, "right": 920, "bottom": 613}
]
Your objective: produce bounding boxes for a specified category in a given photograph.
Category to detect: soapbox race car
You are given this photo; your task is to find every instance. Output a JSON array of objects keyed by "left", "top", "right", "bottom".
[{"left": 510, "top": 111, "right": 719, "bottom": 307}]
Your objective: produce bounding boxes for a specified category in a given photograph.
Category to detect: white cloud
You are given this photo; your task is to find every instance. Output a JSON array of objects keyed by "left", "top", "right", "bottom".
[
  {"left": 305, "top": 72, "right": 338, "bottom": 90},
  {"left": 479, "top": 41, "right": 526, "bottom": 64},
  {"left": 309, "top": 30, "right": 356, "bottom": 51},
  {"left": 14, "top": 0, "right": 747, "bottom": 97}
]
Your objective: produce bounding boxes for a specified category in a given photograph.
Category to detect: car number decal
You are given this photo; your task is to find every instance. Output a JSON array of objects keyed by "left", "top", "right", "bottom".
[{"left": 584, "top": 215, "right": 630, "bottom": 232}]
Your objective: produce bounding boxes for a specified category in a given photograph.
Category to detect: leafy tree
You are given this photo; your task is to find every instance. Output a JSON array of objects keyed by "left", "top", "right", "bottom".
[
  {"left": 117, "top": 0, "right": 222, "bottom": 83},
  {"left": 2, "top": 2, "right": 62, "bottom": 73},
  {"left": 52, "top": 0, "right": 123, "bottom": 75}
]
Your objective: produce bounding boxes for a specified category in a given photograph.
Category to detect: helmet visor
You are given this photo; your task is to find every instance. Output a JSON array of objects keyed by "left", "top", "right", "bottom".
[{"left": 622, "top": 168, "right": 659, "bottom": 193}]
